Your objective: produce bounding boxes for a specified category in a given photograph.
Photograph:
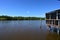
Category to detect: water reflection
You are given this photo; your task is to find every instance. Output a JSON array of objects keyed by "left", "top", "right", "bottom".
[
  {"left": 0, "top": 20, "right": 60, "bottom": 40},
  {"left": 46, "top": 31, "right": 60, "bottom": 40}
]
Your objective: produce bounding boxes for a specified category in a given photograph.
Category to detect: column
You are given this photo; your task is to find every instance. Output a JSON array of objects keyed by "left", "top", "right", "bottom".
[{"left": 56, "top": 11, "right": 58, "bottom": 20}]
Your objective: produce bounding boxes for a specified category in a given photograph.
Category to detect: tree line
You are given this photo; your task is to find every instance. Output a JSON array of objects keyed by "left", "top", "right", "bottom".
[{"left": 0, "top": 15, "right": 45, "bottom": 20}]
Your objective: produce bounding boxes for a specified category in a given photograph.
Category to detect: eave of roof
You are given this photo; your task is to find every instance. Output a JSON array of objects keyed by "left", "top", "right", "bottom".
[{"left": 46, "top": 9, "right": 60, "bottom": 14}]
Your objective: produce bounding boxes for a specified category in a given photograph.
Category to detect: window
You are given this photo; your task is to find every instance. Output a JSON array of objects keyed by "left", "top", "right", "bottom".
[{"left": 58, "top": 13, "right": 60, "bottom": 19}]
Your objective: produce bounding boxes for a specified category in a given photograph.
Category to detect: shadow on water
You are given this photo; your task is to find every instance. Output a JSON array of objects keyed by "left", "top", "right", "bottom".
[{"left": 46, "top": 31, "right": 60, "bottom": 40}]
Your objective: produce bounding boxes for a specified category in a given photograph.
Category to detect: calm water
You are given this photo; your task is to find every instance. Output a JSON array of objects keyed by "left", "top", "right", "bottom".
[{"left": 0, "top": 20, "right": 60, "bottom": 40}]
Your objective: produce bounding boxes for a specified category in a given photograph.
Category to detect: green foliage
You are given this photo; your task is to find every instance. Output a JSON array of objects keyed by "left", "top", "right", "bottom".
[{"left": 0, "top": 15, "right": 45, "bottom": 20}]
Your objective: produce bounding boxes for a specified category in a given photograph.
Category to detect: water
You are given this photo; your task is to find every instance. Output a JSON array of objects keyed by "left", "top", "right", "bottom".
[{"left": 0, "top": 20, "right": 60, "bottom": 40}]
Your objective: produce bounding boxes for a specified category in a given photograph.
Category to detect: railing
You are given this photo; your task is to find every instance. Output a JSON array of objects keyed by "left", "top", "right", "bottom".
[{"left": 45, "top": 19, "right": 60, "bottom": 20}]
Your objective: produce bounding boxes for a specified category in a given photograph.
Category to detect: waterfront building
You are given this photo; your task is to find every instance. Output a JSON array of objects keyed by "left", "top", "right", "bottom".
[{"left": 46, "top": 9, "right": 60, "bottom": 34}]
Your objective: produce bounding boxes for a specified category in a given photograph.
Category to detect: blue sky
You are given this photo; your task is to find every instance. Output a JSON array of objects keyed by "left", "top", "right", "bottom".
[{"left": 0, "top": 0, "right": 60, "bottom": 17}]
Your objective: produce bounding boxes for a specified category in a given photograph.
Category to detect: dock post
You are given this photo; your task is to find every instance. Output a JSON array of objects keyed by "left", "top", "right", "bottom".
[{"left": 57, "top": 30, "right": 59, "bottom": 34}]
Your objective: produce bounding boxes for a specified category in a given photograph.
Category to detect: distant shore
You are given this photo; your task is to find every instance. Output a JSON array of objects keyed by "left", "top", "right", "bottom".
[{"left": 0, "top": 15, "right": 45, "bottom": 20}]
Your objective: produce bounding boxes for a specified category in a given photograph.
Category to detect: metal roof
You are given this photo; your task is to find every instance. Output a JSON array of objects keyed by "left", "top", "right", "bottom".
[{"left": 46, "top": 9, "right": 60, "bottom": 14}]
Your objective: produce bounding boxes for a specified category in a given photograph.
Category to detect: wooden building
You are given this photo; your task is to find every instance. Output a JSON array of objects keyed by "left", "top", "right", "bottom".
[{"left": 46, "top": 9, "right": 60, "bottom": 34}]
